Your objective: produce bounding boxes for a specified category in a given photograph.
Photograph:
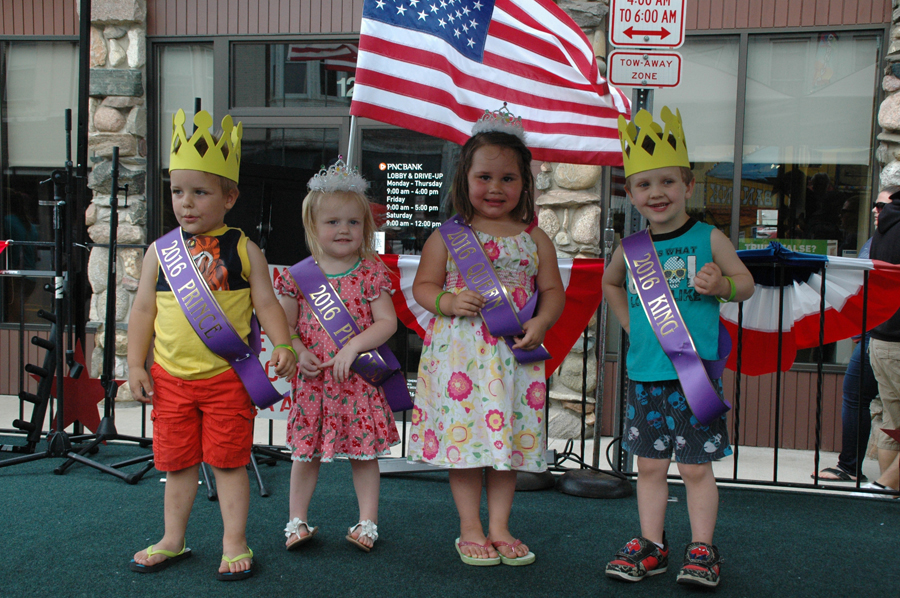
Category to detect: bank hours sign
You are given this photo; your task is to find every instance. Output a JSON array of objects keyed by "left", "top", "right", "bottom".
[{"left": 610, "top": 0, "right": 685, "bottom": 49}]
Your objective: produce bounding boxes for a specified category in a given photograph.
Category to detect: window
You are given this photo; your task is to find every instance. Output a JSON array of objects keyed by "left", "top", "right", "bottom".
[
  {"left": 232, "top": 42, "right": 357, "bottom": 108},
  {"left": 1, "top": 41, "right": 80, "bottom": 323},
  {"left": 158, "top": 44, "right": 214, "bottom": 171},
  {"left": 614, "top": 30, "right": 882, "bottom": 367}
]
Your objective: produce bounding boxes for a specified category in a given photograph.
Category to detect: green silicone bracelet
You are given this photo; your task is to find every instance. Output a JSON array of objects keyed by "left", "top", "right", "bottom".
[
  {"left": 435, "top": 291, "right": 449, "bottom": 317},
  {"left": 274, "top": 343, "right": 298, "bottom": 359},
  {"left": 716, "top": 276, "right": 736, "bottom": 304}
]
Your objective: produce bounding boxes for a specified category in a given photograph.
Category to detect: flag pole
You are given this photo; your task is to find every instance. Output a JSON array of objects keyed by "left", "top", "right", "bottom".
[{"left": 346, "top": 114, "right": 359, "bottom": 168}]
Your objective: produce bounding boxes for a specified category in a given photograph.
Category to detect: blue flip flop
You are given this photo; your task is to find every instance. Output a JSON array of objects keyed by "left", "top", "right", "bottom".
[{"left": 129, "top": 541, "right": 192, "bottom": 573}]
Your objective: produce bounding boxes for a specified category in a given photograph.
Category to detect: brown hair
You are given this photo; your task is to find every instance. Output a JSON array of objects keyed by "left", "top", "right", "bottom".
[
  {"left": 450, "top": 132, "right": 535, "bottom": 224},
  {"left": 301, "top": 189, "right": 380, "bottom": 262}
]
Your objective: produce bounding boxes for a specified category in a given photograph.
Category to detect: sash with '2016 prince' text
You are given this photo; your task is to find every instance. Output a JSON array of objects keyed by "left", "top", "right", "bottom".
[
  {"left": 621, "top": 229, "right": 732, "bottom": 425},
  {"left": 155, "top": 228, "right": 284, "bottom": 409},
  {"left": 287, "top": 258, "right": 413, "bottom": 413},
  {"left": 439, "top": 216, "right": 551, "bottom": 364}
]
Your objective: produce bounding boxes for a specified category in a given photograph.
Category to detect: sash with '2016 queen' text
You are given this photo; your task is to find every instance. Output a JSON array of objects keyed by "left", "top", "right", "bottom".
[{"left": 438, "top": 216, "right": 551, "bottom": 364}]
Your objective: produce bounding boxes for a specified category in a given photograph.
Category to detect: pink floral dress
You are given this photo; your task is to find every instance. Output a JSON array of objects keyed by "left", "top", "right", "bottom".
[
  {"left": 276, "top": 259, "right": 400, "bottom": 462},
  {"left": 408, "top": 230, "right": 547, "bottom": 472}
]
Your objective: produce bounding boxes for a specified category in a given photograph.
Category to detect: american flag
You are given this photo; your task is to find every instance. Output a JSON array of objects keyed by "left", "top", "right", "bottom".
[
  {"left": 350, "top": 0, "right": 631, "bottom": 165},
  {"left": 287, "top": 43, "right": 358, "bottom": 72}
]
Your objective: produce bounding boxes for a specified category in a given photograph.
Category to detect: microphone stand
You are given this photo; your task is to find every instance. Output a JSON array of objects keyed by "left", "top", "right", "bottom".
[{"left": 54, "top": 146, "right": 154, "bottom": 483}]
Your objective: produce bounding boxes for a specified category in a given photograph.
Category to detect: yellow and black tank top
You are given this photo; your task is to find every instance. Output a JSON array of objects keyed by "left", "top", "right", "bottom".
[{"left": 154, "top": 225, "right": 253, "bottom": 379}]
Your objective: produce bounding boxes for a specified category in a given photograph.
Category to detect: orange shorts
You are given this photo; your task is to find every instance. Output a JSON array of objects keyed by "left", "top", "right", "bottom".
[{"left": 150, "top": 363, "right": 255, "bottom": 472}]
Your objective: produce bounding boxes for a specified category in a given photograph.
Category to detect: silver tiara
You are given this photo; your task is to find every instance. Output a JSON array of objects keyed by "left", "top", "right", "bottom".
[
  {"left": 471, "top": 102, "right": 526, "bottom": 143},
  {"left": 307, "top": 156, "right": 369, "bottom": 193}
]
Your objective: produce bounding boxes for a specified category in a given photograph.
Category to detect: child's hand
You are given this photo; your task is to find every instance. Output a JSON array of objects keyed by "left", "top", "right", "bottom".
[
  {"left": 297, "top": 350, "right": 323, "bottom": 379},
  {"left": 272, "top": 346, "right": 297, "bottom": 378},
  {"left": 512, "top": 317, "right": 550, "bottom": 351},
  {"left": 449, "top": 290, "right": 485, "bottom": 317},
  {"left": 128, "top": 368, "right": 153, "bottom": 404},
  {"left": 693, "top": 262, "right": 728, "bottom": 298},
  {"left": 321, "top": 345, "right": 359, "bottom": 384}
]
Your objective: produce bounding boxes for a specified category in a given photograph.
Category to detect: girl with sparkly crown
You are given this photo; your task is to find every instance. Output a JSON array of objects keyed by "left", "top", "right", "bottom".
[
  {"left": 408, "top": 105, "right": 565, "bottom": 566},
  {"left": 276, "top": 159, "right": 401, "bottom": 552}
]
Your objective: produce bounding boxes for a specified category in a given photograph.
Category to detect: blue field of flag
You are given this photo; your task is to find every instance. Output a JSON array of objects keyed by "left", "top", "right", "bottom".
[{"left": 363, "top": 0, "right": 493, "bottom": 61}]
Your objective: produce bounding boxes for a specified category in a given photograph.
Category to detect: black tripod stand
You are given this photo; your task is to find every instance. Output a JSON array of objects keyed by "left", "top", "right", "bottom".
[
  {"left": 1, "top": 111, "right": 83, "bottom": 468},
  {"left": 54, "top": 147, "right": 155, "bottom": 483}
]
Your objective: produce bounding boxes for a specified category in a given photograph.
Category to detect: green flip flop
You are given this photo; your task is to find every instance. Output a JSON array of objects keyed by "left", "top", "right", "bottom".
[
  {"left": 492, "top": 540, "right": 536, "bottom": 566},
  {"left": 129, "top": 541, "right": 192, "bottom": 573},
  {"left": 455, "top": 538, "right": 501, "bottom": 566},
  {"left": 217, "top": 548, "right": 254, "bottom": 581}
]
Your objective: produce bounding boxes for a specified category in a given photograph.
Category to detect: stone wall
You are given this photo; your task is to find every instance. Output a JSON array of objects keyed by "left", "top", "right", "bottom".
[
  {"left": 83, "top": 0, "right": 148, "bottom": 401},
  {"left": 543, "top": 0, "right": 611, "bottom": 438},
  {"left": 878, "top": 2, "right": 900, "bottom": 188}
]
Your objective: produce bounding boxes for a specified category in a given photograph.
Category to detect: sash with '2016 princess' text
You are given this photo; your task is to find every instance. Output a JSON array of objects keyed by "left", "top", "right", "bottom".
[
  {"left": 287, "top": 257, "right": 413, "bottom": 412},
  {"left": 155, "top": 227, "right": 284, "bottom": 409},
  {"left": 438, "top": 216, "right": 551, "bottom": 364},
  {"left": 621, "top": 229, "right": 731, "bottom": 425}
]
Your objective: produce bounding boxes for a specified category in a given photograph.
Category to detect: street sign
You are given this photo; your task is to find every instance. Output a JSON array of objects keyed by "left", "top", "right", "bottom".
[
  {"left": 608, "top": 50, "right": 682, "bottom": 88},
  {"left": 610, "top": 0, "right": 686, "bottom": 49}
]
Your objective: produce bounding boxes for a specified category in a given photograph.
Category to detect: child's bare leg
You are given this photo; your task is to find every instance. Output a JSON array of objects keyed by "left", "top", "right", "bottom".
[
  {"left": 677, "top": 462, "right": 718, "bottom": 544},
  {"left": 449, "top": 467, "right": 497, "bottom": 559},
  {"left": 211, "top": 465, "right": 251, "bottom": 574},
  {"left": 348, "top": 458, "right": 381, "bottom": 548},
  {"left": 133, "top": 464, "right": 200, "bottom": 566},
  {"left": 636, "top": 456, "right": 670, "bottom": 544},
  {"left": 485, "top": 469, "right": 529, "bottom": 558},
  {"left": 286, "top": 458, "right": 321, "bottom": 546}
]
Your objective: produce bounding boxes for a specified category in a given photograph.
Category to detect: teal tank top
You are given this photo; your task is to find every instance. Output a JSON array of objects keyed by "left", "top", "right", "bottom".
[{"left": 625, "top": 220, "right": 721, "bottom": 382}]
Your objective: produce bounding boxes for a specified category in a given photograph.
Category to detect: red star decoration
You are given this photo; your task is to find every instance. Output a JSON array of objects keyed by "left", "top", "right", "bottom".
[{"left": 29, "top": 340, "right": 121, "bottom": 434}]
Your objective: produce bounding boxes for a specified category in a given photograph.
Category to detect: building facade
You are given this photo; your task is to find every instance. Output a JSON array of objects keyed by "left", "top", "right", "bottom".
[{"left": 0, "top": 0, "right": 894, "bottom": 451}]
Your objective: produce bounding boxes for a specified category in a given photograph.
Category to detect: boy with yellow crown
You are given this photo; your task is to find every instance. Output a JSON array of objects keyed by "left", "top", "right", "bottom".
[
  {"left": 127, "top": 109, "right": 296, "bottom": 580},
  {"left": 601, "top": 107, "right": 754, "bottom": 588}
]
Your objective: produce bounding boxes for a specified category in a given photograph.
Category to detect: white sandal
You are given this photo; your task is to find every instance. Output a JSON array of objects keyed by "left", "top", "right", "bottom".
[
  {"left": 284, "top": 518, "right": 318, "bottom": 551},
  {"left": 346, "top": 520, "right": 378, "bottom": 552}
]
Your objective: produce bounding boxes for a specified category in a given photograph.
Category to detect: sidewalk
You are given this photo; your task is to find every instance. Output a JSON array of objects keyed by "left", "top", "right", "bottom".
[{"left": 0, "top": 394, "right": 882, "bottom": 487}]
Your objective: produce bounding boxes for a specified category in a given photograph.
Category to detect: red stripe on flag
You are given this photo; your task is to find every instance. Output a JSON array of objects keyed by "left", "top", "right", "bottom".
[
  {"left": 353, "top": 39, "right": 622, "bottom": 119},
  {"left": 353, "top": 100, "right": 621, "bottom": 165},
  {"left": 494, "top": 0, "right": 600, "bottom": 86}
]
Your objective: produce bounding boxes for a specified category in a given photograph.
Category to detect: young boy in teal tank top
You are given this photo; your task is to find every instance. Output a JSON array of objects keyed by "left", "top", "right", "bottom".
[{"left": 601, "top": 107, "right": 754, "bottom": 588}]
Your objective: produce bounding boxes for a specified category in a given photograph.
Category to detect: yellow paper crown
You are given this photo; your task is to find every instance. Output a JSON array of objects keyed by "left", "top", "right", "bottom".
[
  {"left": 618, "top": 106, "right": 690, "bottom": 178},
  {"left": 170, "top": 109, "right": 242, "bottom": 183}
]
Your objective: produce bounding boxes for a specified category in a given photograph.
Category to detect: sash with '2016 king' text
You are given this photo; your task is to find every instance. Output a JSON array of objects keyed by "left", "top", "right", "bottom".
[
  {"left": 621, "top": 229, "right": 731, "bottom": 425},
  {"left": 287, "top": 257, "right": 413, "bottom": 412},
  {"left": 438, "top": 216, "right": 551, "bottom": 364},
  {"left": 155, "top": 228, "right": 284, "bottom": 409}
]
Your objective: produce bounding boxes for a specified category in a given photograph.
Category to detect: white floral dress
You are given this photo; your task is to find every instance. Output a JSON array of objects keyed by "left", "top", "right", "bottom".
[{"left": 408, "top": 230, "right": 547, "bottom": 472}]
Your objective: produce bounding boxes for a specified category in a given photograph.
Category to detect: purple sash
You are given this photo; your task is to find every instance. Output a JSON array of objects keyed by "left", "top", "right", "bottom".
[
  {"left": 287, "top": 258, "right": 413, "bottom": 412},
  {"left": 438, "top": 216, "right": 551, "bottom": 364},
  {"left": 621, "top": 229, "right": 731, "bottom": 425},
  {"left": 155, "top": 228, "right": 284, "bottom": 409}
]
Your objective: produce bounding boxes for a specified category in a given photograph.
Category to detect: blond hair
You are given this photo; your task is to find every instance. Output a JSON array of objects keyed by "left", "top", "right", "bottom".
[{"left": 301, "top": 190, "right": 380, "bottom": 262}]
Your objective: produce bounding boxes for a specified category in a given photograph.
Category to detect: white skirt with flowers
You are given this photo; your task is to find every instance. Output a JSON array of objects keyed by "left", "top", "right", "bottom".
[{"left": 407, "top": 230, "right": 547, "bottom": 472}]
